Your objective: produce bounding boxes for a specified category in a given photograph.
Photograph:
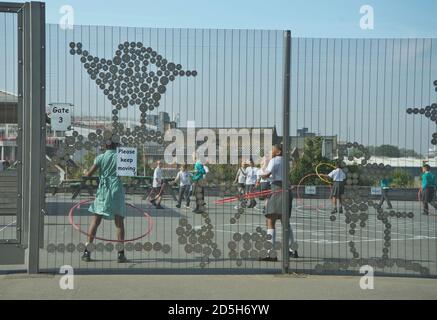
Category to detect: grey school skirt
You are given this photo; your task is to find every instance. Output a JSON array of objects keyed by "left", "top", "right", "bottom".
[
  {"left": 265, "top": 181, "right": 292, "bottom": 217},
  {"left": 330, "top": 181, "right": 345, "bottom": 197}
]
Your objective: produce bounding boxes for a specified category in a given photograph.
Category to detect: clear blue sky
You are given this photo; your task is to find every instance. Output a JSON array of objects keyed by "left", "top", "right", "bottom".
[{"left": 8, "top": 0, "right": 437, "bottom": 37}]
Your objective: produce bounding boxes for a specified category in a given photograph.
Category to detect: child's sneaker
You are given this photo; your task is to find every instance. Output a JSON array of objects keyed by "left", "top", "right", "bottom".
[
  {"left": 81, "top": 250, "right": 91, "bottom": 262},
  {"left": 117, "top": 252, "right": 128, "bottom": 263}
]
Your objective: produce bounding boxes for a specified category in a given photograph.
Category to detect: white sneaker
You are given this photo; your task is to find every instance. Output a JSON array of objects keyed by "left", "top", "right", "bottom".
[
  {"left": 234, "top": 205, "right": 241, "bottom": 210},
  {"left": 184, "top": 205, "right": 191, "bottom": 209}
]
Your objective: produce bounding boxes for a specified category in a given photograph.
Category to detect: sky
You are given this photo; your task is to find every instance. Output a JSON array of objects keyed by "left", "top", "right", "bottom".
[{"left": 7, "top": 0, "right": 437, "bottom": 38}]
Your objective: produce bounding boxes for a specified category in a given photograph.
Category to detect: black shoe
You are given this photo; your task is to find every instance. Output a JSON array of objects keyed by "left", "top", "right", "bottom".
[
  {"left": 259, "top": 256, "right": 278, "bottom": 262},
  {"left": 331, "top": 208, "right": 338, "bottom": 214},
  {"left": 339, "top": 208, "right": 343, "bottom": 214},
  {"left": 176, "top": 204, "right": 181, "bottom": 208},
  {"left": 150, "top": 200, "right": 156, "bottom": 206},
  {"left": 81, "top": 250, "right": 91, "bottom": 262},
  {"left": 118, "top": 252, "right": 128, "bottom": 263},
  {"left": 289, "top": 250, "right": 299, "bottom": 259}
]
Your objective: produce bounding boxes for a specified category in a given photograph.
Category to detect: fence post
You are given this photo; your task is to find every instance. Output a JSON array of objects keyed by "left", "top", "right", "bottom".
[
  {"left": 282, "top": 30, "right": 291, "bottom": 274},
  {"left": 23, "top": 1, "right": 46, "bottom": 274}
]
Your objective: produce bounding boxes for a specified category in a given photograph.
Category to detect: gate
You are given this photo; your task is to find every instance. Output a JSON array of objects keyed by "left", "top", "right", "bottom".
[{"left": 0, "top": 2, "right": 45, "bottom": 270}]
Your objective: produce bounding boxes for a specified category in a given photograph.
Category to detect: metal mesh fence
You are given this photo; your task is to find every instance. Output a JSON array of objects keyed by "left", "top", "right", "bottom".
[
  {"left": 41, "top": 25, "right": 284, "bottom": 273},
  {"left": 289, "top": 38, "right": 437, "bottom": 277},
  {"left": 1, "top": 18, "right": 436, "bottom": 277},
  {"left": 0, "top": 12, "right": 19, "bottom": 244}
]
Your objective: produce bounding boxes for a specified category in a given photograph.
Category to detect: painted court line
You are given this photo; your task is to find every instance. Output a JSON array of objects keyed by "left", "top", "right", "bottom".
[{"left": 0, "top": 220, "right": 16, "bottom": 233}]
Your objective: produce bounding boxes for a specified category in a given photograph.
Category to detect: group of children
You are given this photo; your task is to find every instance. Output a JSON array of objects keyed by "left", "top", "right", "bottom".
[
  {"left": 80, "top": 137, "right": 437, "bottom": 263},
  {"left": 234, "top": 158, "right": 272, "bottom": 212},
  {"left": 320, "top": 162, "right": 437, "bottom": 217},
  {"left": 148, "top": 155, "right": 209, "bottom": 214}
]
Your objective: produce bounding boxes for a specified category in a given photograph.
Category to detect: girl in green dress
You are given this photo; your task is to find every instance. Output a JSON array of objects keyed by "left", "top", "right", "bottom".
[{"left": 81, "top": 140, "right": 127, "bottom": 263}]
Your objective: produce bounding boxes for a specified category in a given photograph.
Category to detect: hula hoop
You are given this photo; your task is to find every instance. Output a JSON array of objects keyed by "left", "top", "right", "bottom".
[
  {"left": 315, "top": 162, "right": 335, "bottom": 185},
  {"left": 215, "top": 189, "right": 274, "bottom": 205},
  {"left": 68, "top": 198, "right": 154, "bottom": 243},
  {"left": 296, "top": 173, "right": 332, "bottom": 212}
]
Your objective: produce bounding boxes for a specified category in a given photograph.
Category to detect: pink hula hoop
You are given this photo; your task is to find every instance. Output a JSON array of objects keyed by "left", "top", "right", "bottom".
[{"left": 68, "top": 198, "right": 154, "bottom": 243}]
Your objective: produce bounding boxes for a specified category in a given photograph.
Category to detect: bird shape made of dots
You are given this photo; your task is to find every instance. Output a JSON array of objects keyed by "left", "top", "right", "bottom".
[{"left": 69, "top": 41, "right": 198, "bottom": 145}]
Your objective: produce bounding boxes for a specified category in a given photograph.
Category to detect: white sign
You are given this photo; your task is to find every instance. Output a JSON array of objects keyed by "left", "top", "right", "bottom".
[
  {"left": 50, "top": 105, "right": 71, "bottom": 131},
  {"left": 117, "top": 147, "right": 137, "bottom": 177},
  {"left": 371, "top": 187, "right": 382, "bottom": 196},
  {"left": 305, "top": 186, "right": 317, "bottom": 195}
]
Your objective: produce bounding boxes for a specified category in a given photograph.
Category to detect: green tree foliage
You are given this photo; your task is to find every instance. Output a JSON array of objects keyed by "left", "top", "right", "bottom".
[
  {"left": 390, "top": 169, "right": 415, "bottom": 188},
  {"left": 208, "top": 163, "right": 239, "bottom": 184},
  {"left": 290, "top": 137, "right": 332, "bottom": 185}
]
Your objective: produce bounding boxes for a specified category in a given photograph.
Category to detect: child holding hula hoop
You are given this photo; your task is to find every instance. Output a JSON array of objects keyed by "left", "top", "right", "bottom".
[
  {"left": 81, "top": 139, "right": 127, "bottom": 263},
  {"left": 328, "top": 161, "right": 346, "bottom": 214}
]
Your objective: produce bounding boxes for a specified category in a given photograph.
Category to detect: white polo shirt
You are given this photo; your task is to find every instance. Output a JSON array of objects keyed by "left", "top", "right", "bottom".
[
  {"left": 237, "top": 168, "right": 246, "bottom": 184},
  {"left": 265, "top": 156, "right": 283, "bottom": 182},
  {"left": 245, "top": 166, "right": 258, "bottom": 185},
  {"left": 328, "top": 168, "right": 346, "bottom": 182},
  {"left": 153, "top": 167, "right": 163, "bottom": 188},
  {"left": 176, "top": 171, "right": 192, "bottom": 187}
]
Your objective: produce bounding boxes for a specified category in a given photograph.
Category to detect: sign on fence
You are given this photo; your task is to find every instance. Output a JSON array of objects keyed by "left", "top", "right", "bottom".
[
  {"left": 117, "top": 147, "right": 137, "bottom": 177},
  {"left": 305, "top": 186, "right": 317, "bottom": 195},
  {"left": 49, "top": 104, "right": 71, "bottom": 131},
  {"left": 370, "top": 187, "right": 382, "bottom": 196}
]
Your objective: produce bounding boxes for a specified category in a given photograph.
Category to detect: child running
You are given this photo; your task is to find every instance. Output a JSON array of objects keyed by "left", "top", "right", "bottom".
[
  {"left": 328, "top": 161, "right": 346, "bottom": 214},
  {"left": 260, "top": 144, "right": 298, "bottom": 261},
  {"left": 172, "top": 164, "right": 192, "bottom": 209},
  {"left": 421, "top": 164, "right": 437, "bottom": 215},
  {"left": 81, "top": 139, "right": 127, "bottom": 263},
  {"left": 378, "top": 177, "right": 393, "bottom": 210}
]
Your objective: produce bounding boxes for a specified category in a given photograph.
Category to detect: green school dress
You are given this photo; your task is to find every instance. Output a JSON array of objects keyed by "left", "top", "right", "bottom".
[{"left": 88, "top": 150, "right": 126, "bottom": 220}]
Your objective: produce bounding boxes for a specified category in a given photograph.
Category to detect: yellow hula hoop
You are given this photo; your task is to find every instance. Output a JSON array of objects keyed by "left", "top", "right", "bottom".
[{"left": 315, "top": 162, "right": 336, "bottom": 185}]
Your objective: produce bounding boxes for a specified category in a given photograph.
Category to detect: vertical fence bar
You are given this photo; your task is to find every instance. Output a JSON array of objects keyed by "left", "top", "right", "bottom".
[
  {"left": 23, "top": 1, "right": 46, "bottom": 274},
  {"left": 282, "top": 30, "right": 291, "bottom": 274}
]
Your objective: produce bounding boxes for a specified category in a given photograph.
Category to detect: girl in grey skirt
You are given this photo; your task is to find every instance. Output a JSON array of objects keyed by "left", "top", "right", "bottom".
[
  {"left": 328, "top": 161, "right": 346, "bottom": 214},
  {"left": 260, "top": 144, "right": 298, "bottom": 261}
]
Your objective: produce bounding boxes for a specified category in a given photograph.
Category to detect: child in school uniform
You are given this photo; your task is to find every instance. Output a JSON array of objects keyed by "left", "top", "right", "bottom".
[
  {"left": 255, "top": 156, "right": 271, "bottom": 212},
  {"left": 260, "top": 144, "right": 298, "bottom": 261},
  {"left": 245, "top": 159, "right": 258, "bottom": 209},
  {"left": 172, "top": 164, "right": 192, "bottom": 209},
  {"left": 378, "top": 177, "right": 393, "bottom": 210},
  {"left": 149, "top": 161, "right": 164, "bottom": 209},
  {"left": 192, "top": 153, "right": 206, "bottom": 214},
  {"left": 82, "top": 139, "right": 127, "bottom": 263},
  {"left": 328, "top": 161, "right": 347, "bottom": 214},
  {"left": 421, "top": 164, "right": 437, "bottom": 215},
  {"left": 233, "top": 160, "right": 247, "bottom": 210}
]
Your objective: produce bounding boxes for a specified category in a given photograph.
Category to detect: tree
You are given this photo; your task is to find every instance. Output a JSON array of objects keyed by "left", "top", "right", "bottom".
[
  {"left": 290, "top": 137, "right": 332, "bottom": 185},
  {"left": 390, "top": 169, "right": 415, "bottom": 188}
]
